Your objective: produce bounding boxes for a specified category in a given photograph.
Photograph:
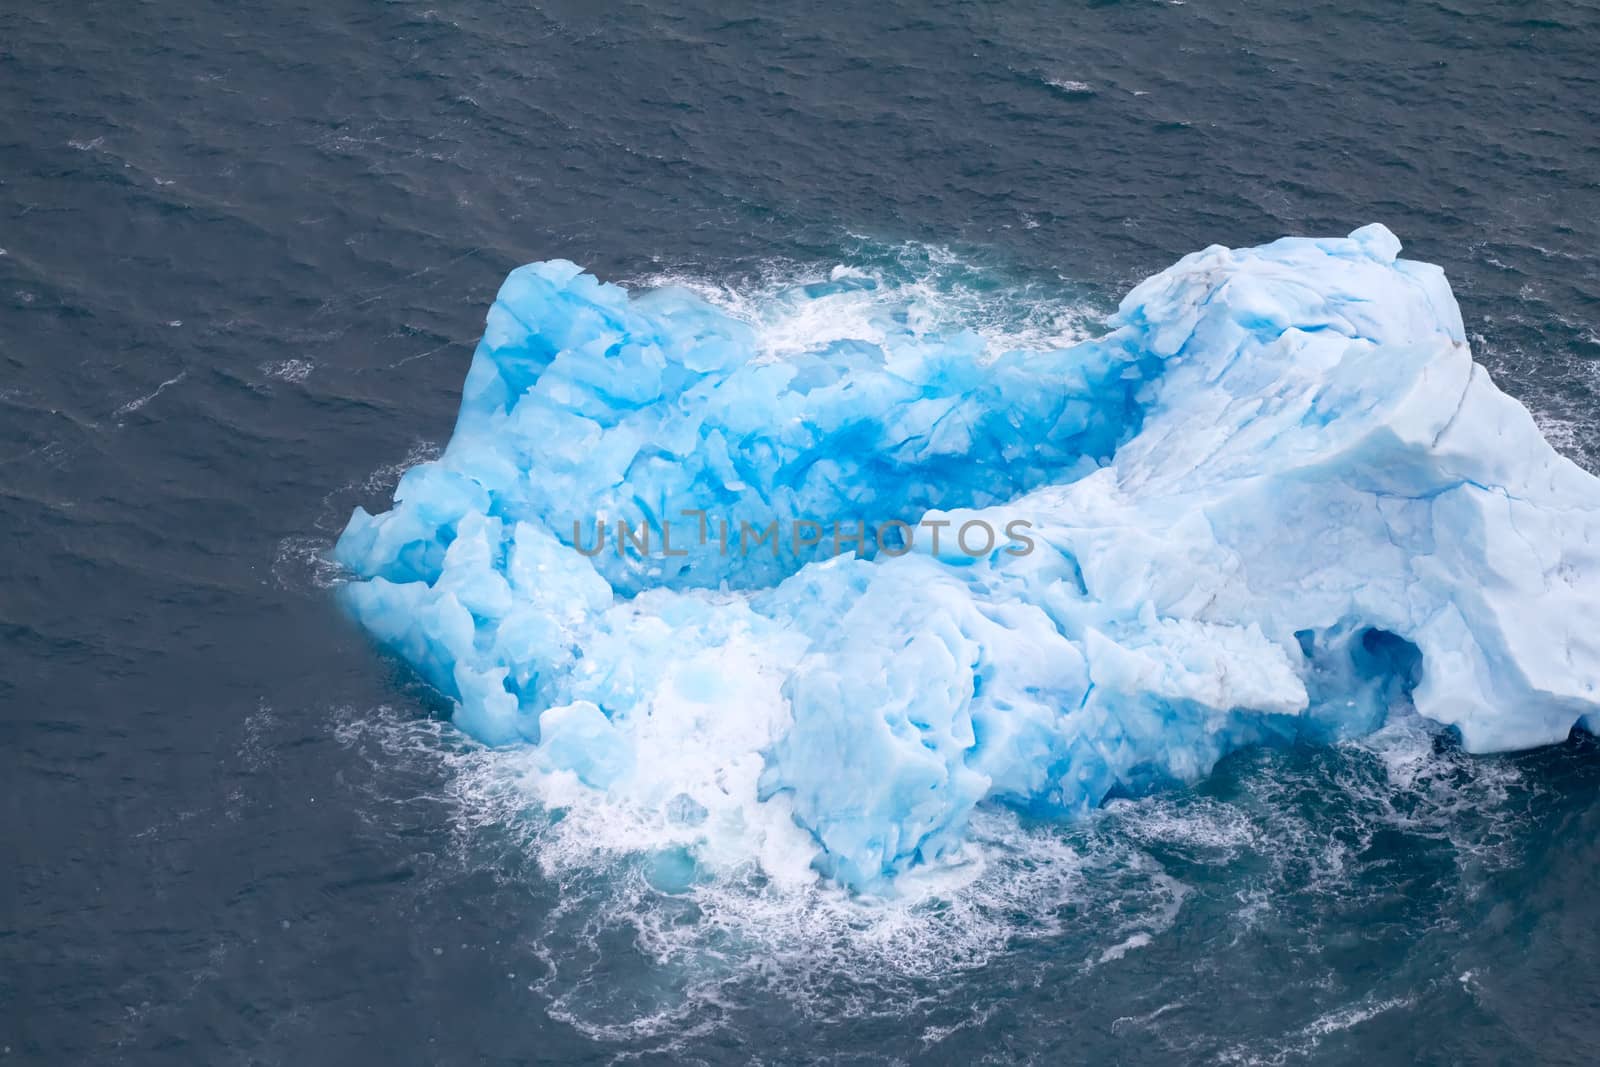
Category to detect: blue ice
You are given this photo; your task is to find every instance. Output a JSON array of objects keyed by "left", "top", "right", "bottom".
[{"left": 335, "top": 226, "right": 1600, "bottom": 890}]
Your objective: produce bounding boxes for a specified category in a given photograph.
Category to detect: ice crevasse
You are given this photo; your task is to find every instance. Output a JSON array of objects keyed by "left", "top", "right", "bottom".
[{"left": 335, "top": 225, "right": 1600, "bottom": 890}]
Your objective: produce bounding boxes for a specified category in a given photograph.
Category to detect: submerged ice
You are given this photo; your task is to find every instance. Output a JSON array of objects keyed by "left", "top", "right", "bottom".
[{"left": 335, "top": 225, "right": 1600, "bottom": 890}]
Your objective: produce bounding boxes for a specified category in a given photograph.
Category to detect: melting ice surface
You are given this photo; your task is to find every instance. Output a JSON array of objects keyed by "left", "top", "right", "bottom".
[{"left": 335, "top": 226, "right": 1600, "bottom": 891}]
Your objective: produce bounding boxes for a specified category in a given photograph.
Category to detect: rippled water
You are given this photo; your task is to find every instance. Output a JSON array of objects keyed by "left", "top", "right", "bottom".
[{"left": 4, "top": 1, "right": 1599, "bottom": 1062}]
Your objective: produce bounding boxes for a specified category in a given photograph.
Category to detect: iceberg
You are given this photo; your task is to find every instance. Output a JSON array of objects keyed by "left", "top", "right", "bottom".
[{"left": 335, "top": 225, "right": 1600, "bottom": 890}]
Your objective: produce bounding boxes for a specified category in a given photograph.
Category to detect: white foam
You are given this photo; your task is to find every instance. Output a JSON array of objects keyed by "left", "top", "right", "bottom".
[
  {"left": 329, "top": 695, "right": 1542, "bottom": 1045},
  {"left": 631, "top": 241, "right": 1094, "bottom": 362}
]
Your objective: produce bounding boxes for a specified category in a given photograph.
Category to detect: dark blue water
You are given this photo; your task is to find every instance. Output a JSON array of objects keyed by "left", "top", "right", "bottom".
[{"left": 4, "top": 1, "right": 1599, "bottom": 1062}]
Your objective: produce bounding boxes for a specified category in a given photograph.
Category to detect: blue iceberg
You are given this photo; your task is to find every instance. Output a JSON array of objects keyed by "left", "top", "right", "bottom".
[{"left": 335, "top": 225, "right": 1600, "bottom": 890}]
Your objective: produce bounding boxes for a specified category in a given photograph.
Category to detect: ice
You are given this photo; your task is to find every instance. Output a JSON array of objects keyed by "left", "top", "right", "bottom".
[{"left": 335, "top": 225, "right": 1600, "bottom": 890}]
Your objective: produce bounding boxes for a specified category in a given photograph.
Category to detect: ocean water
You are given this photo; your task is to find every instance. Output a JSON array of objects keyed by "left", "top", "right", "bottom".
[{"left": 4, "top": 1, "right": 1599, "bottom": 1063}]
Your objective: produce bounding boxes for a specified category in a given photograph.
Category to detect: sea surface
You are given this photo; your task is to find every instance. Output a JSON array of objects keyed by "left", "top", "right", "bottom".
[{"left": 4, "top": 1, "right": 1600, "bottom": 1063}]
